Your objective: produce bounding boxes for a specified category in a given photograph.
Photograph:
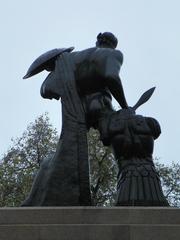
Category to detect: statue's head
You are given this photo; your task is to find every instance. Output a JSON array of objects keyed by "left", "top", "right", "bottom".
[{"left": 96, "top": 32, "right": 118, "bottom": 49}]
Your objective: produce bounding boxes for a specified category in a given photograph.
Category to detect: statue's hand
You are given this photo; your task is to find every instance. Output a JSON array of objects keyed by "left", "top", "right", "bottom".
[
  {"left": 118, "top": 107, "right": 135, "bottom": 116},
  {"left": 127, "top": 106, "right": 136, "bottom": 114}
]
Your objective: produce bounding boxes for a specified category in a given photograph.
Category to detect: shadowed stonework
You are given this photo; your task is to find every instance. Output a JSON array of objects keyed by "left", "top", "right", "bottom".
[{"left": 0, "top": 207, "right": 179, "bottom": 240}]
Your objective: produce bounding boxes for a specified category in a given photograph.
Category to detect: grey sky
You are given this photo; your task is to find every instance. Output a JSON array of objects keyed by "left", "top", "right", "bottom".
[{"left": 0, "top": 0, "right": 180, "bottom": 164}]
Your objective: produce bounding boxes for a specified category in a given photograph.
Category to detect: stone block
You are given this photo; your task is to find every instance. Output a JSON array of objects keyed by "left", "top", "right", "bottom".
[{"left": 0, "top": 207, "right": 179, "bottom": 240}]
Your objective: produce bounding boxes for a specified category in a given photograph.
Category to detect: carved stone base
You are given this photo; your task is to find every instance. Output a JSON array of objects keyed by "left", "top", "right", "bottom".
[{"left": 0, "top": 207, "right": 179, "bottom": 240}]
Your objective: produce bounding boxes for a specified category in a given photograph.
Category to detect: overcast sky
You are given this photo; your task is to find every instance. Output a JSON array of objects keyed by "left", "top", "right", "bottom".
[{"left": 0, "top": 0, "right": 180, "bottom": 164}]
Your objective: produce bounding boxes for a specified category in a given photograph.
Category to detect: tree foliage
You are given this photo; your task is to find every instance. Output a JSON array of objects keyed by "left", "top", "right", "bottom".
[
  {"left": 88, "top": 129, "right": 117, "bottom": 206},
  {"left": 0, "top": 114, "right": 179, "bottom": 207},
  {"left": 0, "top": 113, "right": 58, "bottom": 206},
  {"left": 155, "top": 160, "right": 180, "bottom": 207}
]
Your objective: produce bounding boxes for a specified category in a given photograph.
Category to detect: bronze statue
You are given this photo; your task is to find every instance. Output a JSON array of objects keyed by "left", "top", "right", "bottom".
[
  {"left": 22, "top": 32, "right": 168, "bottom": 206},
  {"left": 22, "top": 32, "right": 128, "bottom": 206}
]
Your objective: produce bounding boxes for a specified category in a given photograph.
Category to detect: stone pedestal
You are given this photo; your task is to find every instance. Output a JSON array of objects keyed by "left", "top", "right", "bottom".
[{"left": 0, "top": 207, "right": 179, "bottom": 240}]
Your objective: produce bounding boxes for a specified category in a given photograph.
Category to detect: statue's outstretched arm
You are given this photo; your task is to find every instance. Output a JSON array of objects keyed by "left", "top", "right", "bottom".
[
  {"left": 98, "top": 48, "right": 128, "bottom": 108},
  {"left": 106, "top": 75, "right": 128, "bottom": 109}
]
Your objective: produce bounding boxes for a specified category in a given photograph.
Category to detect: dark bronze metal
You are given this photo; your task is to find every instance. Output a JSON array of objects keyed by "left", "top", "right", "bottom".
[
  {"left": 132, "top": 87, "right": 155, "bottom": 110},
  {"left": 23, "top": 47, "right": 74, "bottom": 79},
  {"left": 97, "top": 92, "right": 169, "bottom": 206},
  {"left": 22, "top": 32, "right": 168, "bottom": 207}
]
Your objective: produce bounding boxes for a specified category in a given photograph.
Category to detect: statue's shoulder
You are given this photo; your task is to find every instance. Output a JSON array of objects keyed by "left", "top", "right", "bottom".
[
  {"left": 73, "top": 47, "right": 123, "bottom": 65},
  {"left": 145, "top": 117, "right": 161, "bottom": 139},
  {"left": 92, "top": 48, "right": 123, "bottom": 65},
  {"left": 72, "top": 47, "right": 97, "bottom": 63}
]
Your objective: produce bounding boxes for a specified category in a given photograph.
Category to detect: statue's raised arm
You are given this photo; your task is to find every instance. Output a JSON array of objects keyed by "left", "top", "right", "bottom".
[{"left": 92, "top": 46, "right": 128, "bottom": 108}]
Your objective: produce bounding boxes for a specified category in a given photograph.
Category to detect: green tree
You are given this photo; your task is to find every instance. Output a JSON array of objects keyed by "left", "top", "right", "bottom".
[
  {"left": 0, "top": 113, "right": 58, "bottom": 207},
  {"left": 88, "top": 129, "right": 117, "bottom": 206},
  {"left": 155, "top": 160, "right": 180, "bottom": 207},
  {"left": 0, "top": 114, "right": 179, "bottom": 207}
]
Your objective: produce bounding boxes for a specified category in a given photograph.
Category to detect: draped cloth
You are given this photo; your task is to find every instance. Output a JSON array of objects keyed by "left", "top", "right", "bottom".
[
  {"left": 116, "top": 157, "right": 169, "bottom": 206},
  {"left": 22, "top": 53, "right": 91, "bottom": 206}
]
